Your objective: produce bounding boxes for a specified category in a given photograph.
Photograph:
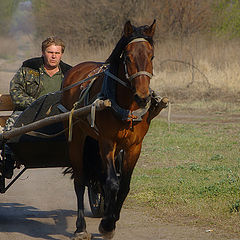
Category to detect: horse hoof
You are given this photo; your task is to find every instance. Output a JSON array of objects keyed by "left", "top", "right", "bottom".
[
  {"left": 98, "top": 224, "right": 115, "bottom": 239},
  {"left": 71, "top": 231, "right": 92, "bottom": 240}
]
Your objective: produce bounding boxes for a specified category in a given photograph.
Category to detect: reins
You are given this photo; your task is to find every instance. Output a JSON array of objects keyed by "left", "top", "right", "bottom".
[
  {"left": 57, "top": 62, "right": 131, "bottom": 95},
  {"left": 104, "top": 70, "right": 129, "bottom": 88},
  {"left": 58, "top": 68, "right": 107, "bottom": 93}
]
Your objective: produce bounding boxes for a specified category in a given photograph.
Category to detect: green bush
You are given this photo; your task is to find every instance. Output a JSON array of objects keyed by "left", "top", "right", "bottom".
[{"left": 213, "top": 0, "right": 240, "bottom": 38}]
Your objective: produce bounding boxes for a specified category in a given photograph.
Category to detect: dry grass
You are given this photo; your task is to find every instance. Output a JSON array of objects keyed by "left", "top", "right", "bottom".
[
  {"left": 64, "top": 43, "right": 113, "bottom": 66},
  {"left": 151, "top": 36, "right": 240, "bottom": 103}
]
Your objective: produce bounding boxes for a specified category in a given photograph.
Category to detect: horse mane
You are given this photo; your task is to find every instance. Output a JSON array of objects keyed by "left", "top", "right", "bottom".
[{"left": 105, "top": 24, "right": 154, "bottom": 65}]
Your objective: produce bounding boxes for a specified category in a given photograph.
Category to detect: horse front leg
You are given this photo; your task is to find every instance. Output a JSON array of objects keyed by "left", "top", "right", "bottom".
[
  {"left": 98, "top": 144, "right": 119, "bottom": 239},
  {"left": 114, "top": 143, "right": 142, "bottom": 222}
]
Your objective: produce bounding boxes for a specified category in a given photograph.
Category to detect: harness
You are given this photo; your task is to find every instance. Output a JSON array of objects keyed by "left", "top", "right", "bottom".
[
  {"left": 99, "top": 37, "right": 153, "bottom": 122},
  {"left": 60, "top": 37, "right": 153, "bottom": 124},
  {"left": 100, "top": 68, "right": 151, "bottom": 122}
]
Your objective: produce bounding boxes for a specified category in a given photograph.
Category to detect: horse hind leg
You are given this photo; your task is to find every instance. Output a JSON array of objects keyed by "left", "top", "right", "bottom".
[{"left": 71, "top": 179, "right": 91, "bottom": 240}]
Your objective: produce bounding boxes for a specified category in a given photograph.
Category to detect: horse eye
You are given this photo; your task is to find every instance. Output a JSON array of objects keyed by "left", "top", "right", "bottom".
[{"left": 151, "top": 56, "right": 155, "bottom": 61}]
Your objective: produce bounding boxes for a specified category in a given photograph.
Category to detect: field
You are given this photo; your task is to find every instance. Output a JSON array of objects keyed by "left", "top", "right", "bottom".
[
  {"left": 127, "top": 103, "right": 240, "bottom": 237},
  {"left": 1, "top": 32, "right": 240, "bottom": 238}
]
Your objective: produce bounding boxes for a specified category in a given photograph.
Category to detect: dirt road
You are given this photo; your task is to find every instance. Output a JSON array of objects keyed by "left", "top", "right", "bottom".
[{"left": 0, "top": 168, "right": 233, "bottom": 240}]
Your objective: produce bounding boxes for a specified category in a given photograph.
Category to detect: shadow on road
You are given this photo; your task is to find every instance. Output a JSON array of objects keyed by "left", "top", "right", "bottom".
[{"left": 0, "top": 202, "right": 76, "bottom": 240}]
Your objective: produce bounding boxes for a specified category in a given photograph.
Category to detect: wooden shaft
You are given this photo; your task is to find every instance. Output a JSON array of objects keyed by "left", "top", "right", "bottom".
[{"left": 0, "top": 99, "right": 111, "bottom": 141}]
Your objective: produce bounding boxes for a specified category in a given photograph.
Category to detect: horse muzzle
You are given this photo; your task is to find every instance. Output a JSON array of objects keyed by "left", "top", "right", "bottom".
[{"left": 134, "top": 93, "right": 151, "bottom": 108}]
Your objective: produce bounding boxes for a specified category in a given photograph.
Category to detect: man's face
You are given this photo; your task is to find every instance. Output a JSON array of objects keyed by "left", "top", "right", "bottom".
[{"left": 42, "top": 44, "right": 63, "bottom": 69}]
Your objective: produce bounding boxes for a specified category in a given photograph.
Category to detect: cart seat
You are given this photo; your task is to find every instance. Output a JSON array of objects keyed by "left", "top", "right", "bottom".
[{"left": 7, "top": 92, "right": 71, "bottom": 168}]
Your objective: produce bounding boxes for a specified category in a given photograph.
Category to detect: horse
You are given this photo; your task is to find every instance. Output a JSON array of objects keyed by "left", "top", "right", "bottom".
[{"left": 61, "top": 20, "right": 163, "bottom": 240}]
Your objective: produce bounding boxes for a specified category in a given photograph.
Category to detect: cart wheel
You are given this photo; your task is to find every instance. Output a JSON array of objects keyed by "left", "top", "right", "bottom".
[
  {"left": 87, "top": 151, "right": 123, "bottom": 217},
  {"left": 88, "top": 182, "right": 104, "bottom": 218}
]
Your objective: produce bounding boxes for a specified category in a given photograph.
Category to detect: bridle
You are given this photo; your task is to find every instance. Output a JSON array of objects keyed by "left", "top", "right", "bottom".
[
  {"left": 104, "top": 37, "right": 154, "bottom": 91},
  {"left": 123, "top": 38, "right": 153, "bottom": 83}
]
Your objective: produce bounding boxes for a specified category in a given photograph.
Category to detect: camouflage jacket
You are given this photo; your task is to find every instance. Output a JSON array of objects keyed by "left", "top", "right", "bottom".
[{"left": 10, "top": 57, "right": 72, "bottom": 111}]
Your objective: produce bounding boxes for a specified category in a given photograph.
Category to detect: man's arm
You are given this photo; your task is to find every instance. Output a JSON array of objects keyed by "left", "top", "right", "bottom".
[{"left": 10, "top": 67, "right": 37, "bottom": 111}]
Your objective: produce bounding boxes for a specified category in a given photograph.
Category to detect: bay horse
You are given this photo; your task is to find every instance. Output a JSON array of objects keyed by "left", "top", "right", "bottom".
[{"left": 62, "top": 20, "right": 162, "bottom": 240}]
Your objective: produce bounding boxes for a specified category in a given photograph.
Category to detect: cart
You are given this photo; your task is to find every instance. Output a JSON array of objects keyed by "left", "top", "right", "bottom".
[{"left": 0, "top": 93, "right": 112, "bottom": 217}]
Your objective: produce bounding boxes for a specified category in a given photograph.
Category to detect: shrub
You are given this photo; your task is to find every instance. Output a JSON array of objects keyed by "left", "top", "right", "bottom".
[{"left": 212, "top": 0, "right": 240, "bottom": 38}]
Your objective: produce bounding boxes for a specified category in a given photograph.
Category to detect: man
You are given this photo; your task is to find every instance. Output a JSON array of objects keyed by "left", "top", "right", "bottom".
[{"left": 2, "top": 36, "right": 72, "bottom": 178}]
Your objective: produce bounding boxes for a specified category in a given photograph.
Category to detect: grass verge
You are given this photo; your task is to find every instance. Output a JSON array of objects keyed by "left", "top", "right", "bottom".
[{"left": 128, "top": 117, "right": 240, "bottom": 234}]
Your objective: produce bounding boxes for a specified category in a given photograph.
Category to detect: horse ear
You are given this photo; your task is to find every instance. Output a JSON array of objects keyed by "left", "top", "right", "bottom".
[
  {"left": 144, "top": 19, "right": 156, "bottom": 38},
  {"left": 123, "top": 20, "right": 134, "bottom": 37}
]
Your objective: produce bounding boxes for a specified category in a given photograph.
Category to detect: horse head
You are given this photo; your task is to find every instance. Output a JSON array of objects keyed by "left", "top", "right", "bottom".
[{"left": 122, "top": 20, "right": 156, "bottom": 108}]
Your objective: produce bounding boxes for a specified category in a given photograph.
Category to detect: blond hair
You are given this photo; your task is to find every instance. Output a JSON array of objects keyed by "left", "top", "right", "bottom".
[{"left": 42, "top": 36, "right": 65, "bottom": 53}]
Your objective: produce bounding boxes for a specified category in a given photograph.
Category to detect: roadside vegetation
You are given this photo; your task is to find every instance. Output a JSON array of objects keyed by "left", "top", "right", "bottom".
[{"left": 129, "top": 117, "right": 240, "bottom": 235}]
